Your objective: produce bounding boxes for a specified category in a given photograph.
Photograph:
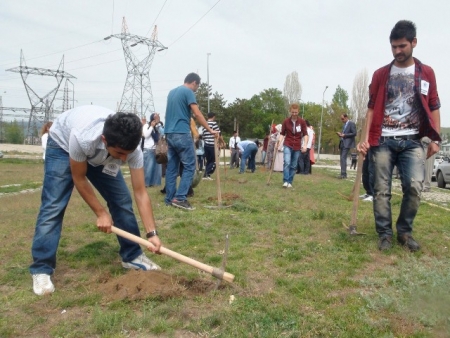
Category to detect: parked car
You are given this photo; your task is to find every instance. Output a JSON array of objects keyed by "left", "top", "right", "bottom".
[
  {"left": 435, "top": 158, "right": 450, "bottom": 188},
  {"left": 432, "top": 159, "right": 439, "bottom": 181}
]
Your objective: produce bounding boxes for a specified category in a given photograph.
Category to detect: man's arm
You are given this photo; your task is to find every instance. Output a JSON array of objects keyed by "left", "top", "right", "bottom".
[
  {"left": 190, "top": 104, "right": 218, "bottom": 135},
  {"left": 70, "top": 159, "right": 113, "bottom": 233},
  {"left": 130, "top": 167, "right": 161, "bottom": 252}
]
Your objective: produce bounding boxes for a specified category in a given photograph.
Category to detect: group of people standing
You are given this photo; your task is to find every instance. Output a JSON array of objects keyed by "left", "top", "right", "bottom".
[{"left": 28, "top": 20, "right": 441, "bottom": 298}]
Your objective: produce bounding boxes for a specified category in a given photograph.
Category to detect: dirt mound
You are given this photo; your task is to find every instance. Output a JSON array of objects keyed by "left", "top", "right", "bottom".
[{"left": 99, "top": 270, "right": 219, "bottom": 301}]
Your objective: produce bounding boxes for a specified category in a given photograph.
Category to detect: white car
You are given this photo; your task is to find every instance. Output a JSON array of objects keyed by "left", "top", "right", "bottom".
[{"left": 435, "top": 158, "right": 450, "bottom": 188}]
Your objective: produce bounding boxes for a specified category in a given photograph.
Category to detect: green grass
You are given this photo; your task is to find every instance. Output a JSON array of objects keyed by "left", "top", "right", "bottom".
[{"left": 1, "top": 159, "right": 450, "bottom": 337}]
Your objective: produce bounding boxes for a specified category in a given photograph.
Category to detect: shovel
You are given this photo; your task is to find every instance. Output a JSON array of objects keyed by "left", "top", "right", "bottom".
[{"left": 343, "top": 118, "right": 367, "bottom": 236}]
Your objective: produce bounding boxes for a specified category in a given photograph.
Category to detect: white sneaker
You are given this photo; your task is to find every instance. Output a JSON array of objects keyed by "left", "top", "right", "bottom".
[
  {"left": 122, "top": 253, "right": 161, "bottom": 271},
  {"left": 32, "top": 274, "right": 55, "bottom": 296},
  {"left": 287, "top": 183, "right": 293, "bottom": 188},
  {"left": 363, "top": 195, "right": 373, "bottom": 202},
  {"left": 359, "top": 194, "right": 369, "bottom": 199},
  {"left": 283, "top": 182, "right": 288, "bottom": 188}
]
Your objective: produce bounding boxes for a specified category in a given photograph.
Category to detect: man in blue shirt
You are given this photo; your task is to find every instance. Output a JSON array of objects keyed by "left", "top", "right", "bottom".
[{"left": 164, "top": 73, "right": 217, "bottom": 210}]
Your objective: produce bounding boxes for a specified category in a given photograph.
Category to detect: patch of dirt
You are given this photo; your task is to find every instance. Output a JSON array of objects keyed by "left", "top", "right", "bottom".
[
  {"left": 98, "top": 270, "right": 220, "bottom": 302},
  {"left": 207, "top": 193, "right": 241, "bottom": 203}
]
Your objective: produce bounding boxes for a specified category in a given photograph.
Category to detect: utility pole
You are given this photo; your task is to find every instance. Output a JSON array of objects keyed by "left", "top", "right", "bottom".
[
  {"left": 317, "top": 86, "right": 328, "bottom": 160},
  {"left": 105, "top": 18, "right": 167, "bottom": 118},
  {"left": 6, "top": 50, "right": 76, "bottom": 144},
  {"left": 207, "top": 53, "right": 211, "bottom": 114}
]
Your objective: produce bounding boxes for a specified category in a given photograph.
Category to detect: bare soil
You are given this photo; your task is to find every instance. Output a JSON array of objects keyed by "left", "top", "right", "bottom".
[{"left": 98, "top": 270, "right": 220, "bottom": 302}]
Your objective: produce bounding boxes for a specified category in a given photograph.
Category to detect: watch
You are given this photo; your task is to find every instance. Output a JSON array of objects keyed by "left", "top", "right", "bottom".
[
  {"left": 432, "top": 140, "right": 441, "bottom": 146},
  {"left": 146, "top": 230, "right": 158, "bottom": 238}
]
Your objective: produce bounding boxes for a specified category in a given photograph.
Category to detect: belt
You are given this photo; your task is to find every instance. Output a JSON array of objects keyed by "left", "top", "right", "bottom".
[{"left": 380, "top": 134, "right": 420, "bottom": 142}]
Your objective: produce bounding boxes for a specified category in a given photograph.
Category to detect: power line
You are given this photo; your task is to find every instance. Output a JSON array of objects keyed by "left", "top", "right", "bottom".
[
  {"left": 0, "top": 39, "right": 104, "bottom": 68},
  {"left": 145, "top": 0, "right": 169, "bottom": 37},
  {"left": 168, "top": 0, "right": 222, "bottom": 47}
]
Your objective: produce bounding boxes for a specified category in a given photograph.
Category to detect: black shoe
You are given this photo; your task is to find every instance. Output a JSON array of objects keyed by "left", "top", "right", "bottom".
[
  {"left": 378, "top": 236, "right": 392, "bottom": 251},
  {"left": 397, "top": 234, "right": 420, "bottom": 252},
  {"left": 338, "top": 175, "right": 347, "bottom": 179},
  {"left": 171, "top": 199, "right": 195, "bottom": 211},
  {"left": 160, "top": 188, "right": 166, "bottom": 194}
]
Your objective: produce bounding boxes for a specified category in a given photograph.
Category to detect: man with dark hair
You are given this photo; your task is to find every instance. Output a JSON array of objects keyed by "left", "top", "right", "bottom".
[
  {"left": 357, "top": 20, "right": 441, "bottom": 252},
  {"left": 164, "top": 73, "right": 217, "bottom": 210},
  {"left": 279, "top": 103, "right": 308, "bottom": 188},
  {"left": 30, "top": 105, "right": 162, "bottom": 296},
  {"left": 336, "top": 114, "right": 357, "bottom": 179},
  {"left": 202, "top": 112, "right": 222, "bottom": 180}
]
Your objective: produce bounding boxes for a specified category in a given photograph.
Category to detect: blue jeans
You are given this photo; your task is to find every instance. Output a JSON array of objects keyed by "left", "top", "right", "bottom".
[
  {"left": 372, "top": 138, "right": 424, "bottom": 238},
  {"left": 240, "top": 144, "right": 257, "bottom": 173},
  {"left": 283, "top": 146, "right": 300, "bottom": 184},
  {"left": 165, "top": 133, "right": 196, "bottom": 204},
  {"left": 30, "top": 137, "right": 143, "bottom": 275},
  {"left": 143, "top": 148, "right": 162, "bottom": 186}
]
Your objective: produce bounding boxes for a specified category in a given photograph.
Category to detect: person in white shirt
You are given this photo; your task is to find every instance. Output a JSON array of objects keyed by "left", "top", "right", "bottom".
[
  {"left": 30, "top": 106, "right": 162, "bottom": 296},
  {"left": 40, "top": 121, "right": 53, "bottom": 161},
  {"left": 142, "top": 113, "right": 164, "bottom": 187},
  {"left": 228, "top": 131, "right": 241, "bottom": 169}
]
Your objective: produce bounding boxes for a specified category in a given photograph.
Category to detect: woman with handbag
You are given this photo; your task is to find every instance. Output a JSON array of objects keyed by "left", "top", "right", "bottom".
[{"left": 143, "top": 113, "right": 164, "bottom": 187}]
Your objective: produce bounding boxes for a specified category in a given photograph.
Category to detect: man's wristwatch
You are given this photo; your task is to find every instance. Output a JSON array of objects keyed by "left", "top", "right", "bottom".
[
  {"left": 432, "top": 140, "right": 441, "bottom": 146},
  {"left": 146, "top": 230, "right": 158, "bottom": 238}
]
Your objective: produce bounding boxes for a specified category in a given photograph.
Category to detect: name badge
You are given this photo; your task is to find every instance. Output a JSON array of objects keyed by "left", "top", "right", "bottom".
[
  {"left": 296, "top": 126, "right": 301, "bottom": 132},
  {"left": 421, "top": 80, "right": 429, "bottom": 95},
  {"left": 102, "top": 163, "right": 120, "bottom": 177}
]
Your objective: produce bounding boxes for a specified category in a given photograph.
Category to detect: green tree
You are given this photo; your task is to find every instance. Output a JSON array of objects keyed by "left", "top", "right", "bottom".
[
  {"left": 332, "top": 85, "right": 349, "bottom": 111},
  {"left": 195, "top": 83, "right": 210, "bottom": 116},
  {"left": 4, "top": 120, "right": 24, "bottom": 144}
]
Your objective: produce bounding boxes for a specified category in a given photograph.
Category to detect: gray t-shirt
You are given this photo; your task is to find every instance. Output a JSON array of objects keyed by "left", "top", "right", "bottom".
[{"left": 49, "top": 105, "right": 143, "bottom": 169}]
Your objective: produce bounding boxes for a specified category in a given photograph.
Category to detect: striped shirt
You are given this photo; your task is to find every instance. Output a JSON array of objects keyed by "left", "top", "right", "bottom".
[{"left": 202, "top": 120, "right": 220, "bottom": 147}]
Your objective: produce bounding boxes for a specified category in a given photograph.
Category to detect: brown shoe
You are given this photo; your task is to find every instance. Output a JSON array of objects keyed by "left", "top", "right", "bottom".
[{"left": 397, "top": 234, "right": 420, "bottom": 252}]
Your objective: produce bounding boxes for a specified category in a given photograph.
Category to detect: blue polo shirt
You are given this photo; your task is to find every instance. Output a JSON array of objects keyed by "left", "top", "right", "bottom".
[{"left": 164, "top": 85, "right": 197, "bottom": 134}]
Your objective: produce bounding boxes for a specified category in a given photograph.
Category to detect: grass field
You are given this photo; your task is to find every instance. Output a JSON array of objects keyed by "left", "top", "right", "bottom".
[{"left": 1, "top": 158, "right": 449, "bottom": 337}]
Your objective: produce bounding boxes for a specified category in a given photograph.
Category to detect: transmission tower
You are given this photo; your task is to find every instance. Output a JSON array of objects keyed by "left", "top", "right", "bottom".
[
  {"left": 105, "top": 17, "right": 167, "bottom": 118},
  {"left": 6, "top": 50, "right": 76, "bottom": 143}
]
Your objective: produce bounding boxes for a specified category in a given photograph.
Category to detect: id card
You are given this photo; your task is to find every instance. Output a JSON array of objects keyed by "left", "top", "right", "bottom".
[
  {"left": 421, "top": 80, "right": 429, "bottom": 95},
  {"left": 102, "top": 163, "right": 120, "bottom": 177}
]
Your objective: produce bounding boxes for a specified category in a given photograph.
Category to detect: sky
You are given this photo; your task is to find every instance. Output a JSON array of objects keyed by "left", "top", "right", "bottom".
[{"left": 0, "top": 0, "right": 449, "bottom": 126}]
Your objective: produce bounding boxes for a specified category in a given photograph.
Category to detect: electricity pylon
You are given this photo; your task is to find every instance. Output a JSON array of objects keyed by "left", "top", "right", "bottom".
[
  {"left": 105, "top": 17, "right": 167, "bottom": 118},
  {"left": 6, "top": 50, "right": 76, "bottom": 143}
]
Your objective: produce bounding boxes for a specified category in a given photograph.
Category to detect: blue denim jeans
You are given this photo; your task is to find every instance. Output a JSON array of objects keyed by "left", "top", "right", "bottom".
[
  {"left": 164, "top": 133, "right": 196, "bottom": 204},
  {"left": 372, "top": 138, "right": 424, "bottom": 238},
  {"left": 143, "top": 148, "right": 162, "bottom": 186},
  {"left": 239, "top": 143, "right": 257, "bottom": 173},
  {"left": 283, "top": 146, "right": 300, "bottom": 184},
  {"left": 30, "top": 137, "right": 143, "bottom": 275}
]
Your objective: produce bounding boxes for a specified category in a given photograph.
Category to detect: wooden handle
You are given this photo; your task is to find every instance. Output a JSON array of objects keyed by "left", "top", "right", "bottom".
[{"left": 111, "top": 226, "right": 235, "bottom": 283}]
